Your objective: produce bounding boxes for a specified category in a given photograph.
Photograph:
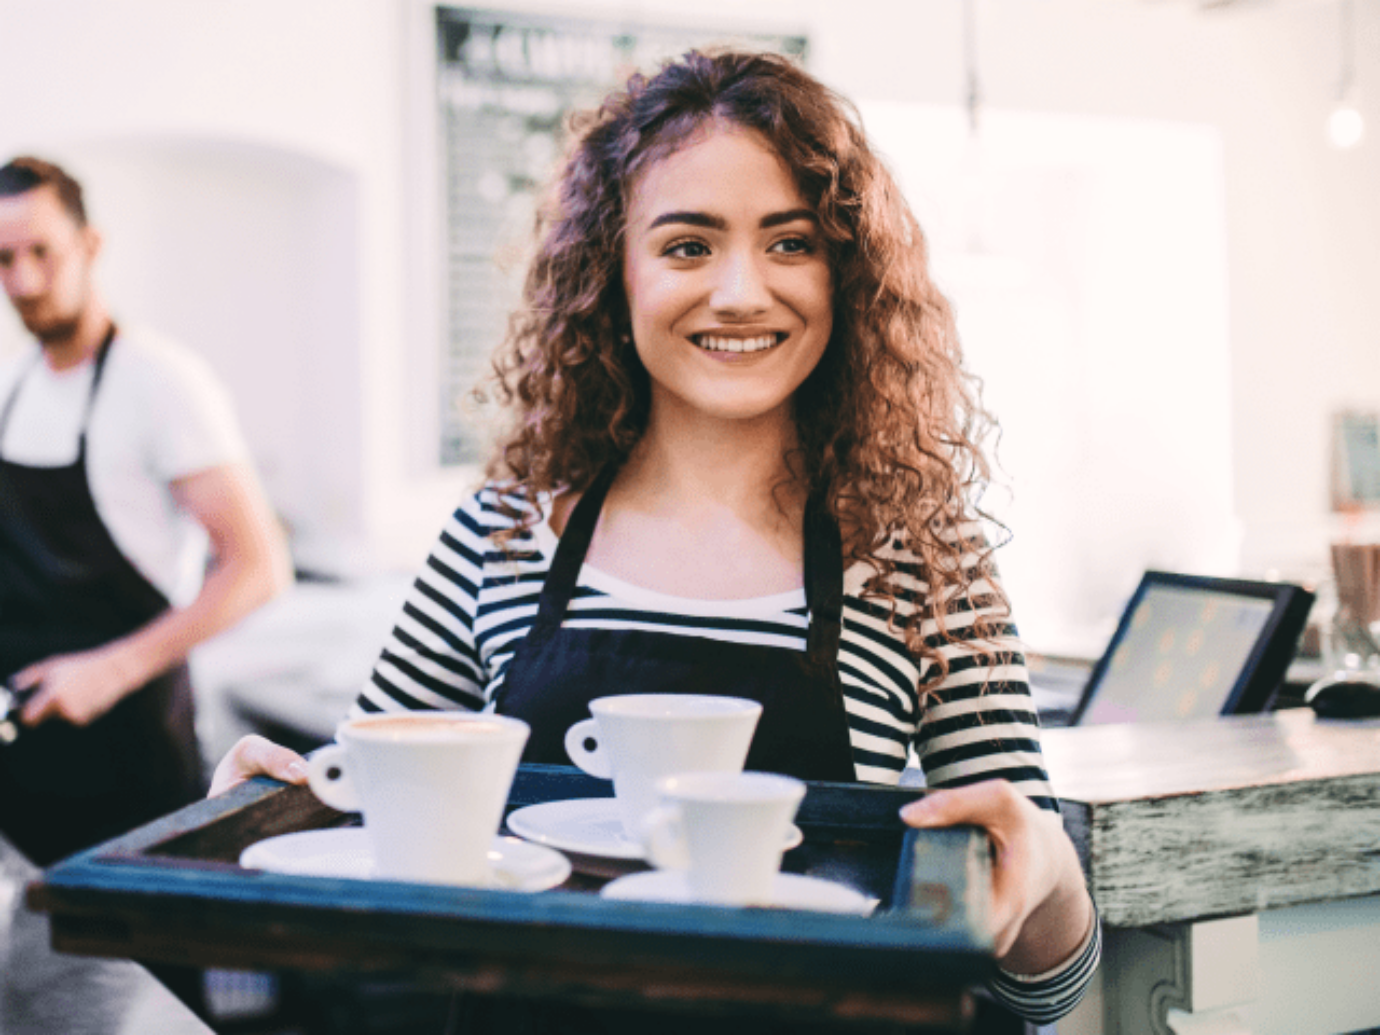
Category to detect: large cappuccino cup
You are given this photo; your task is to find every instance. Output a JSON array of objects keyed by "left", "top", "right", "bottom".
[
  {"left": 564, "top": 694, "right": 761, "bottom": 840},
  {"left": 307, "top": 711, "right": 529, "bottom": 886}
]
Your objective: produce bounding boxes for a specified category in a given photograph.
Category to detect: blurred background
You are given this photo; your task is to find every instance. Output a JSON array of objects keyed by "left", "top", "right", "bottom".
[{"left": 0, "top": 0, "right": 1376, "bottom": 761}]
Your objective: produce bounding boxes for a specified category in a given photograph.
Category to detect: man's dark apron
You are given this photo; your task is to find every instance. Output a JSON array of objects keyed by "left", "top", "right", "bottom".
[
  {"left": 495, "top": 464, "right": 858, "bottom": 783},
  {"left": 0, "top": 331, "right": 202, "bottom": 866}
]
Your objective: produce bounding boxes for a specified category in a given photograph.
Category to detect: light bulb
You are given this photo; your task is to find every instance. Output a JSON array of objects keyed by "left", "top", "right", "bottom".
[{"left": 1328, "top": 103, "right": 1365, "bottom": 149}]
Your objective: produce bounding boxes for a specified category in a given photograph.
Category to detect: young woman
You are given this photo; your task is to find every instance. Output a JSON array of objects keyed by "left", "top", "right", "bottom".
[{"left": 214, "top": 49, "right": 1098, "bottom": 1023}]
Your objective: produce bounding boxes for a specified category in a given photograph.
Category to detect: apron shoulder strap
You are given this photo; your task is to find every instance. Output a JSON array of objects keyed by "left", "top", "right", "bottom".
[
  {"left": 76, "top": 325, "right": 118, "bottom": 458},
  {"left": 0, "top": 350, "right": 45, "bottom": 450},
  {"left": 803, "top": 490, "right": 845, "bottom": 669},
  {"left": 527, "top": 464, "right": 619, "bottom": 641},
  {"left": 0, "top": 326, "right": 117, "bottom": 457}
]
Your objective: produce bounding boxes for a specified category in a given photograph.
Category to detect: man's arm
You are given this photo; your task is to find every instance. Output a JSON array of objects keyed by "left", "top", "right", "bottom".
[{"left": 15, "top": 461, "right": 293, "bottom": 726}]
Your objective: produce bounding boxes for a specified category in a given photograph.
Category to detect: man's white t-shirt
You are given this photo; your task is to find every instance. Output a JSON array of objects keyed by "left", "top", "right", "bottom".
[{"left": 0, "top": 326, "right": 252, "bottom": 607}]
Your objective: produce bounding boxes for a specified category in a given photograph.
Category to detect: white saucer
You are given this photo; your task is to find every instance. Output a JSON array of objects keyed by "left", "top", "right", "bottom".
[
  {"left": 505, "top": 798, "right": 804, "bottom": 861},
  {"left": 600, "top": 870, "right": 877, "bottom": 914},
  {"left": 238, "top": 828, "right": 571, "bottom": 891}
]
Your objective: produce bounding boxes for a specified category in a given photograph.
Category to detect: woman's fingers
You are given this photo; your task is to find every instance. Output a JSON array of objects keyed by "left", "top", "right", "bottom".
[
  {"left": 900, "top": 779, "right": 1026, "bottom": 830},
  {"left": 208, "top": 734, "right": 309, "bottom": 797},
  {"left": 901, "top": 781, "right": 1051, "bottom": 954}
]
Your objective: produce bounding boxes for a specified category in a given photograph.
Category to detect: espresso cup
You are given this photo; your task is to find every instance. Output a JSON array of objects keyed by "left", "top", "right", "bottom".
[
  {"left": 563, "top": 694, "right": 761, "bottom": 841},
  {"left": 307, "top": 711, "right": 529, "bottom": 886},
  {"left": 643, "top": 771, "right": 807, "bottom": 905}
]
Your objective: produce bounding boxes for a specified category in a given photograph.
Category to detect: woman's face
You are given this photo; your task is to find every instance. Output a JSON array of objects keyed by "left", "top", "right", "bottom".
[{"left": 622, "top": 124, "right": 833, "bottom": 429}]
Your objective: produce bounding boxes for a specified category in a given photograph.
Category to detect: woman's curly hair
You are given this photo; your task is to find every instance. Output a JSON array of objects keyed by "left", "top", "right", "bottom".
[{"left": 484, "top": 48, "right": 1008, "bottom": 688}]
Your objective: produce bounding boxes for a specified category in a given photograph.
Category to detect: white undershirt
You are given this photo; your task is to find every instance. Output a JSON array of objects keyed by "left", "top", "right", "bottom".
[
  {"left": 0, "top": 326, "right": 251, "bottom": 605},
  {"left": 528, "top": 506, "right": 807, "bottom": 616}
]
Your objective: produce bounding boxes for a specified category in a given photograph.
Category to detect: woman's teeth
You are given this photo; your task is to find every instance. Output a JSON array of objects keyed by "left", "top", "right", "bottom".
[{"left": 694, "top": 334, "right": 778, "bottom": 354}]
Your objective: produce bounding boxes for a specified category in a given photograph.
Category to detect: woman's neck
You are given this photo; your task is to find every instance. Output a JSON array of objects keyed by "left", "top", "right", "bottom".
[
  {"left": 572, "top": 404, "right": 810, "bottom": 599},
  {"left": 618, "top": 405, "right": 804, "bottom": 521}
]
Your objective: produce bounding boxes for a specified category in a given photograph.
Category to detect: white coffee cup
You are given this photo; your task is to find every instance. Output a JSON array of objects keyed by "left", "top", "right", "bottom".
[
  {"left": 643, "top": 771, "right": 807, "bottom": 906},
  {"left": 307, "top": 711, "right": 529, "bottom": 886},
  {"left": 563, "top": 694, "right": 761, "bottom": 840}
]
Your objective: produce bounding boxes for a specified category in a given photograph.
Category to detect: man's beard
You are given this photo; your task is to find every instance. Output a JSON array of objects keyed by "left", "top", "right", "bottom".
[
  {"left": 17, "top": 278, "right": 91, "bottom": 345},
  {"left": 27, "top": 310, "right": 84, "bottom": 345}
]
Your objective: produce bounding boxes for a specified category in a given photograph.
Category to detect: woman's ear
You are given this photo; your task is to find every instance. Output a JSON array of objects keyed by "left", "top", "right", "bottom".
[{"left": 611, "top": 290, "right": 633, "bottom": 346}]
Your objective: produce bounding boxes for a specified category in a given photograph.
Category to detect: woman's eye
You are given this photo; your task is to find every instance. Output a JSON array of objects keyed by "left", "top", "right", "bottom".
[
  {"left": 664, "top": 240, "right": 709, "bottom": 259},
  {"left": 770, "top": 236, "right": 814, "bottom": 256}
]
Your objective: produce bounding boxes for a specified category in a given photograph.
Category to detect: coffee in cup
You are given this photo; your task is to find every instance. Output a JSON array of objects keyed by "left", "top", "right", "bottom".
[
  {"left": 643, "top": 771, "right": 806, "bottom": 905},
  {"left": 307, "top": 711, "right": 529, "bottom": 885},
  {"left": 563, "top": 694, "right": 761, "bottom": 841}
]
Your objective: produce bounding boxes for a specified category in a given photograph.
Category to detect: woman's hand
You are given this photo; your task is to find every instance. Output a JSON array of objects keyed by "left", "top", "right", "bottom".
[
  {"left": 901, "top": 779, "right": 1094, "bottom": 975},
  {"left": 208, "top": 734, "right": 309, "bottom": 797}
]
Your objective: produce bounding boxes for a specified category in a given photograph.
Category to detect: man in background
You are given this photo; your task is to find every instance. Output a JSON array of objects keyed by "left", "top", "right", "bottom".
[{"left": 0, "top": 155, "right": 293, "bottom": 868}]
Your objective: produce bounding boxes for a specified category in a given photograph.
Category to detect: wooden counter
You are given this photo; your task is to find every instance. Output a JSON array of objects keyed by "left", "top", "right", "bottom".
[{"left": 1044, "top": 712, "right": 1380, "bottom": 1035}]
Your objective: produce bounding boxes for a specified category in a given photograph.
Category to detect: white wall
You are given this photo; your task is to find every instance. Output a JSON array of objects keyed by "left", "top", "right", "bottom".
[
  {"left": 809, "top": 0, "right": 1380, "bottom": 586},
  {"left": 859, "top": 102, "right": 1238, "bottom": 649},
  {"left": 67, "top": 140, "right": 364, "bottom": 570},
  {"left": 0, "top": 0, "right": 422, "bottom": 573},
  {"left": 1, "top": 0, "right": 1376, "bottom": 644}
]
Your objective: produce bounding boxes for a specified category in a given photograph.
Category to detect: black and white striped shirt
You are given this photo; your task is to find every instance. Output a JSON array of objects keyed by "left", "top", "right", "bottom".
[{"left": 352, "top": 484, "right": 1098, "bottom": 1021}]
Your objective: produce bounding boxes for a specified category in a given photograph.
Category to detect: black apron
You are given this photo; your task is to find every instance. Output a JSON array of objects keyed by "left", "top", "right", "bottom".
[
  {"left": 452, "top": 468, "right": 862, "bottom": 1034},
  {"left": 0, "top": 330, "right": 202, "bottom": 866},
  {"left": 495, "top": 465, "right": 857, "bottom": 783}
]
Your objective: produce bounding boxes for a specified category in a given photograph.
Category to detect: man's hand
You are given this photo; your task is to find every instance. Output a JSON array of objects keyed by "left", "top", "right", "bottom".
[
  {"left": 13, "top": 644, "right": 147, "bottom": 727},
  {"left": 13, "top": 464, "right": 293, "bottom": 732},
  {"left": 208, "top": 735, "right": 309, "bottom": 797}
]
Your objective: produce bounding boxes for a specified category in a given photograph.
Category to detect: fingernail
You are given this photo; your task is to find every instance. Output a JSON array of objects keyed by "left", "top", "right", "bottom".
[
  {"left": 901, "top": 799, "right": 935, "bottom": 823},
  {"left": 287, "top": 762, "right": 308, "bottom": 781}
]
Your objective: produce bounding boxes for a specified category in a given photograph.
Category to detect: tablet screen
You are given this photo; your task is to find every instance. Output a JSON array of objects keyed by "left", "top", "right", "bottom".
[{"left": 1079, "top": 584, "right": 1277, "bottom": 725}]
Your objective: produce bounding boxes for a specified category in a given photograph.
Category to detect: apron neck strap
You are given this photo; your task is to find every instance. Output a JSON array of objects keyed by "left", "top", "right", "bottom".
[
  {"left": 530, "top": 464, "right": 845, "bottom": 667},
  {"left": 0, "top": 324, "right": 117, "bottom": 456},
  {"left": 527, "top": 464, "right": 618, "bottom": 641},
  {"left": 0, "top": 351, "right": 44, "bottom": 448},
  {"left": 76, "top": 324, "right": 118, "bottom": 457},
  {"left": 803, "top": 488, "right": 844, "bottom": 666}
]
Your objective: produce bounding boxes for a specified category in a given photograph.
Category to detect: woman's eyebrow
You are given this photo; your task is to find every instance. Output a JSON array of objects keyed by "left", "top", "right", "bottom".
[
  {"left": 647, "top": 211, "right": 726, "bottom": 231},
  {"left": 644, "top": 208, "right": 818, "bottom": 232},
  {"left": 760, "top": 208, "right": 817, "bottom": 229}
]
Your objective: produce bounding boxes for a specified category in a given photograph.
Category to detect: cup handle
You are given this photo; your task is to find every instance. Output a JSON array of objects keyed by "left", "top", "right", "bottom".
[
  {"left": 563, "top": 718, "right": 612, "bottom": 779},
  {"left": 642, "top": 804, "right": 690, "bottom": 871},
  {"left": 305, "top": 744, "right": 359, "bottom": 812}
]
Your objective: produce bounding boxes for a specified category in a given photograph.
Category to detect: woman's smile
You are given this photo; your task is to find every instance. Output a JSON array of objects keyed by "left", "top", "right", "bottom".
[{"left": 691, "top": 331, "right": 786, "bottom": 355}]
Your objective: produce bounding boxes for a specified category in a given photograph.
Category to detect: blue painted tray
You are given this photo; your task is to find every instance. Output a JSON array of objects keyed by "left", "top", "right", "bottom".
[{"left": 27, "top": 764, "right": 992, "bottom": 1028}]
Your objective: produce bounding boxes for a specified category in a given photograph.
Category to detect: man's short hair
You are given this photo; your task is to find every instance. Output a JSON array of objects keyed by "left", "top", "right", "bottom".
[{"left": 0, "top": 157, "right": 88, "bottom": 227}]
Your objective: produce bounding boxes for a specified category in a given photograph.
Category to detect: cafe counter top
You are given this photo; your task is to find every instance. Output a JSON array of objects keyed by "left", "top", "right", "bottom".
[{"left": 1044, "top": 711, "right": 1380, "bottom": 1035}]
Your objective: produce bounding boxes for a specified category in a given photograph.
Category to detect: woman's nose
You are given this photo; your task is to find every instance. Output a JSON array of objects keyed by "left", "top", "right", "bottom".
[{"left": 709, "top": 251, "right": 770, "bottom": 316}]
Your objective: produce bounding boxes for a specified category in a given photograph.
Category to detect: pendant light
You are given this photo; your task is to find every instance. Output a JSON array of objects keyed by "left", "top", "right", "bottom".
[
  {"left": 961, "top": 0, "right": 990, "bottom": 255},
  {"left": 1328, "top": 0, "right": 1365, "bottom": 149}
]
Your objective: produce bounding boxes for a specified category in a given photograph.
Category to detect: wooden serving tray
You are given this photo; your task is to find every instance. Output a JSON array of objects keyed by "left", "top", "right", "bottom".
[{"left": 27, "top": 765, "right": 993, "bottom": 1029}]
